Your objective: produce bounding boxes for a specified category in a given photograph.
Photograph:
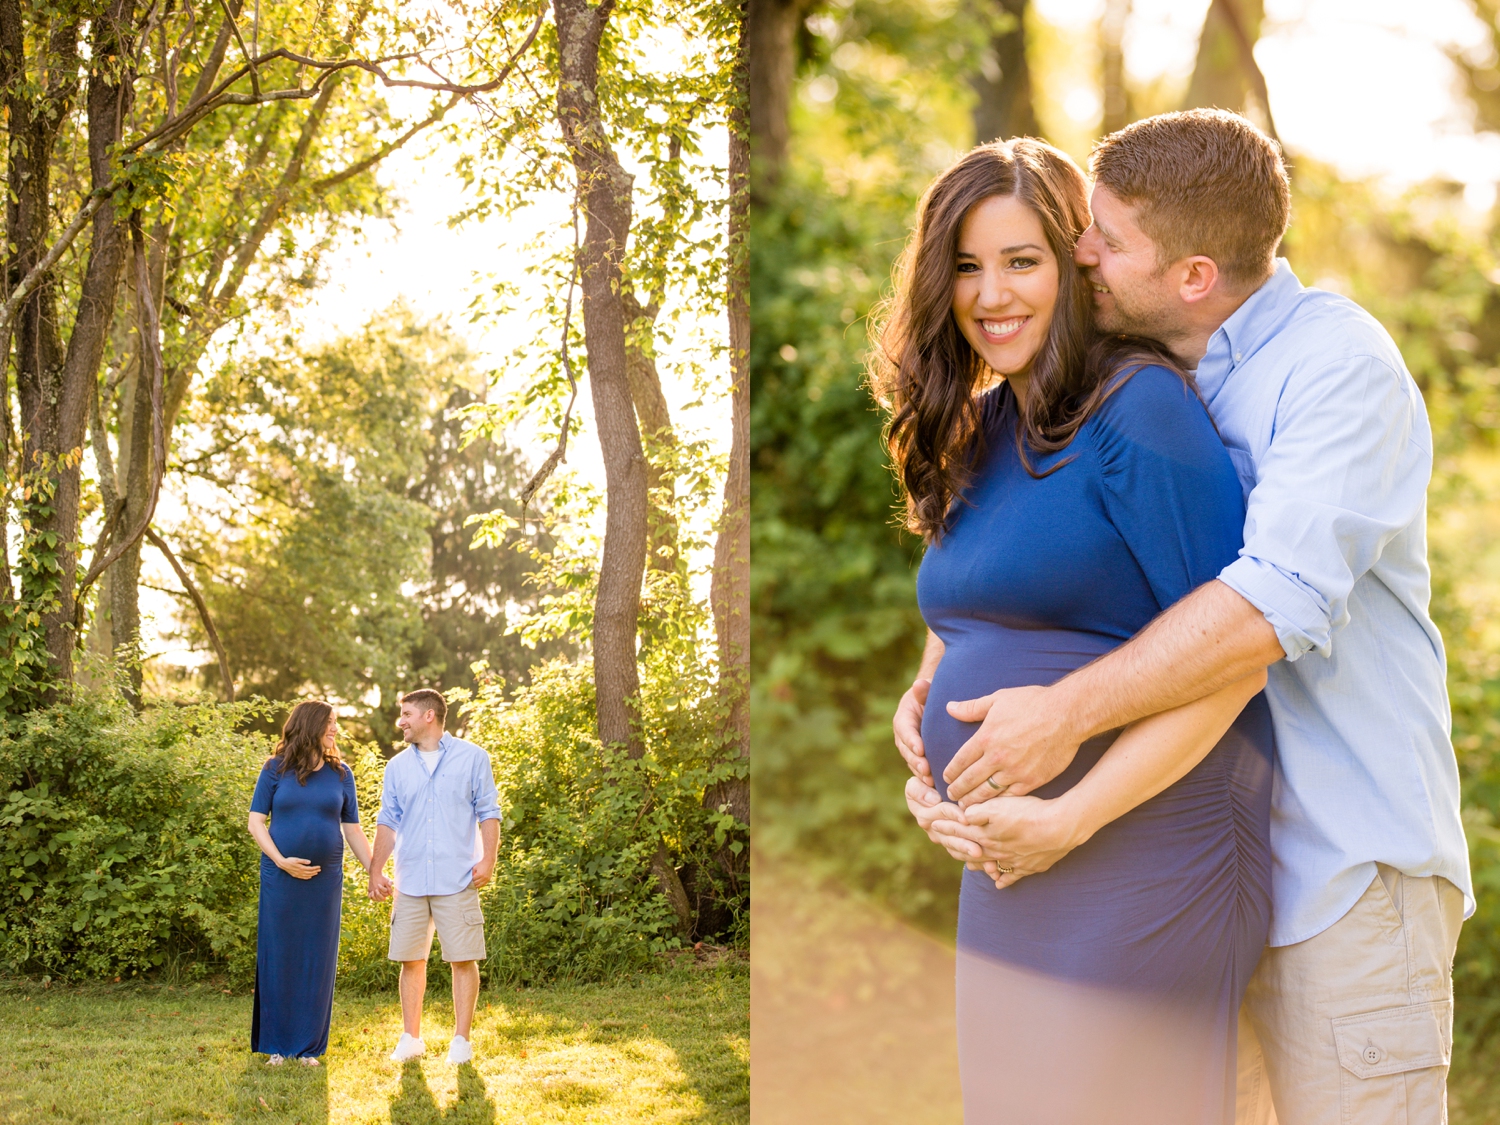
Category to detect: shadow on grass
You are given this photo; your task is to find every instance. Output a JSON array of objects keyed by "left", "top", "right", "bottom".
[
  {"left": 229, "top": 1053, "right": 330, "bottom": 1124},
  {"left": 390, "top": 1060, "right": 497, "bottom": 1124}
]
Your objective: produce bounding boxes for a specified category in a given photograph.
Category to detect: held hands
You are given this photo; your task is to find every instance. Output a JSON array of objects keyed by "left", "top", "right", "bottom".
[
  {"left": 277, "top": 856, "right": 321, "bottom": 880},
  {"left": 368, "top": 869, "right": 393, "bottom": 901},
  {"left": 941, "top": 684, "right": 1081, "bottom": 808}
]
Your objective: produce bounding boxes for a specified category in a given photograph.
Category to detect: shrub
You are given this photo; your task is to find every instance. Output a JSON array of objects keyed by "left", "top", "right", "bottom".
[
  {"left": 0, "top": 692, "right": 272, "bottom": 980},
  {"left": 465, "top": 653, "right": 746, "bottom": 985}
]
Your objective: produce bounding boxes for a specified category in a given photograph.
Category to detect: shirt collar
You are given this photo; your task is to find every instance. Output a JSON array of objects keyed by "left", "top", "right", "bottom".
[{"left": 1196, "top": 258, "right": 1303, "bottom": 399}]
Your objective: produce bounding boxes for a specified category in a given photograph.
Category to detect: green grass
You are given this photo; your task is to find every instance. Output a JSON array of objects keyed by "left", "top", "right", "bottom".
[{"left": 0, "top": 960, "right": 747, "bottom": 1124}]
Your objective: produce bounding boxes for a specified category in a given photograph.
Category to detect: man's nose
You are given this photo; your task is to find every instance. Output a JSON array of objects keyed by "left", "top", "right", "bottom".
[{"left": 1074, "top": 227, "right": 1100, "bottom": 265}]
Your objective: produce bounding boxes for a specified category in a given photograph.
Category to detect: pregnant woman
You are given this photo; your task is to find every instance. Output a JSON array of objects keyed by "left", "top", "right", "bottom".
[
  {"left": 870, "top": 139, "right": 1275, "bottom": 1123},
  {"left": 247, "top": 700, "right": 372, "bottom": 1065}
]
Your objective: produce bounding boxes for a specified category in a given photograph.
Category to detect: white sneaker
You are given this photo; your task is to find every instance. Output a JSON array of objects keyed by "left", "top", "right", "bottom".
[
  {"left": 447, "top": 1035, "right": 473, "bottom": 1064},
  {"left": 389, "top": 1032, "right": 425, "bottom": 1062}
]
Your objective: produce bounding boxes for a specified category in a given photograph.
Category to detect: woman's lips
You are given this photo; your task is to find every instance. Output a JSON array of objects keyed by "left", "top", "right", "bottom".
[{"left": 977, "top": 315, "right": 1029, "bottom": 343}]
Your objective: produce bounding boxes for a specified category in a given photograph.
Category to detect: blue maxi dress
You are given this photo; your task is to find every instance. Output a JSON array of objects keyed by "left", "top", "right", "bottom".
[
  {"left": 250, "top": 759, "right": 359, "bottom": 1059},
  {"left": 917, "top": 367, "right": 1275, "bottom": 1124}
]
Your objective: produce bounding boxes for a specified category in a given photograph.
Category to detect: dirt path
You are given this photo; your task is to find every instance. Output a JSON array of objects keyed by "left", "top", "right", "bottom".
[{"left": 750, "top": 855, "right": 964, "bottom": 1124}]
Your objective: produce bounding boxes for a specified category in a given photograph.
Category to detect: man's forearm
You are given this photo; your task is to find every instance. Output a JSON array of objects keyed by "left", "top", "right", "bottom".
[
  {"left": 479, "top": 818, "right": 500, "bottom": 861},
  {"left": 370, "top": 824, "right": 397, "bottom": 873},
  {"left": 1055, "top": 579, "right": 1283, "bottom": 743}
]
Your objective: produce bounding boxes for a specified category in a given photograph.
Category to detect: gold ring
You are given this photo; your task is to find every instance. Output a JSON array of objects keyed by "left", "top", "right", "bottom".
[
  {"left": 997, "top": 865, "right": 1014, "bottom": 874},
  {"left": 986, "top": 775, "right": 1004, "bottom": 791}
]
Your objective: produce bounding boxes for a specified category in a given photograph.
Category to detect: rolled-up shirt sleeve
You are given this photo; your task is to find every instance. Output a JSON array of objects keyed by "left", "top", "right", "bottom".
[
  {"left": 472, "top": 751, "right": 501, "bottom": 823},
  {"left": 1218, "top": 352, "right": 1430, "bottom": 661},
  {"left": 376, "top": 763, "right": 403, "bottom": 831}
]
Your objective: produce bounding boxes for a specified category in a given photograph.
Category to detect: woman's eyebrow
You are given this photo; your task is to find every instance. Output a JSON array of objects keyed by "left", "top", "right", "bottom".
[{"left": 1001, "top": 243, "right": 1044, "bottom": 254}]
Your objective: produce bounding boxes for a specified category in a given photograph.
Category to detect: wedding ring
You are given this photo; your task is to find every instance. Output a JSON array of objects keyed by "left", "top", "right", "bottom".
[
  {"left": 986, "top": 775, "right": 1004, "bottom": 791},
  {"left": 997, "top": 865, "right": 1015, "bottom": 874}
]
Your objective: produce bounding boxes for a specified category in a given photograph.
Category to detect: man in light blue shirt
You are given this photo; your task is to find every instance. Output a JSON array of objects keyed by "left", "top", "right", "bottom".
[
  {"left": 898, "top": 111, "right": 1472, "bottom": 1121},
  {"left": 369, "top": 688, "right": 500, "bottom": 1066}
]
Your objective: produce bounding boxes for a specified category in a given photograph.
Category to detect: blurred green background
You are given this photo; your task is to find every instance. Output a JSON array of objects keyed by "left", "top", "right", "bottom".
[{"left": 749, "top": 0, "right": 1500, "bottom": 1118}]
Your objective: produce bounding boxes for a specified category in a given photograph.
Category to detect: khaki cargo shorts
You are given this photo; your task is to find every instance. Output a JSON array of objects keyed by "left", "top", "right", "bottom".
[{"left": 388, "top": 884, "right": 487, "bottom": 963}]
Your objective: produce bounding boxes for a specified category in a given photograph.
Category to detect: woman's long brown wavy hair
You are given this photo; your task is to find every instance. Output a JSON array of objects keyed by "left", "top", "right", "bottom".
[
  {"left": 270, "top": 700, "right": 345, "bottom": 785},
  {"left": 869, "top": 138, "right": 1180, "bottom": 542}
]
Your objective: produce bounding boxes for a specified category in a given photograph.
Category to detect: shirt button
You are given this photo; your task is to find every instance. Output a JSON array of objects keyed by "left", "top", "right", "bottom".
[{"left": 1233, "top": 351, "right": 1242, "bottom": 362}]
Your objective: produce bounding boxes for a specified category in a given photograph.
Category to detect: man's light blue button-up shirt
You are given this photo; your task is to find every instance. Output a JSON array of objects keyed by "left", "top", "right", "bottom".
[
  {"left": 1200, "top": 258, "right": 1472, "bottom": 946},
  {"left": 376, "top": 731, "right": 501, "bottom": 897}
]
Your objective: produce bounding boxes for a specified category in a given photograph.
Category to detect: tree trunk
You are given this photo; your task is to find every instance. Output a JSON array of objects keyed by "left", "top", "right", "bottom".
[
  {"left": 747, "top": 0, "right": 813, "bottom": 192},
  {"left": 971, "top": 0, "right": 1036, "bottom": 145},
  {"left": 1100, "top": 0, "right": 1131, "bottom": 136},
  {"left": 708, "top": 0, "right": 751, "bottom": 831},
  {"left": 554, "top": 0, "right": 648, "bottom": 756},
  {"left": 622, "top": 292, "right": 679, "bottom": 575},
  {"left": 7, "top": 1, "right": 135, "bottom": 695},
  {"left": 1183, "top": 0, "right": 1277, "bottom": 141}
]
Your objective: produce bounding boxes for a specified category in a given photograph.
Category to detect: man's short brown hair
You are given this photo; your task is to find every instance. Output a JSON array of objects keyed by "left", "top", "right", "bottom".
[
  {"left": 399, "top": 688, "right": 447, "bottom": 725},
  {"left": 1090, "top": 109, "right": 1290, "bottom": 287}
]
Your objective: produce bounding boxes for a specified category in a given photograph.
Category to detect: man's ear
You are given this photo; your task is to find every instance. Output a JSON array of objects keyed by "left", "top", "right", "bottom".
[{"left": 1177, "top": 255, "right": 1221, "bottom": 304}]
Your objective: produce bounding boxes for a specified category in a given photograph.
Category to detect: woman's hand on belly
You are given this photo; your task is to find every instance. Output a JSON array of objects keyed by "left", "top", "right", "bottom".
[
  {"left": 906, "top": 778, "right": 988, "bottom": 866},
  {"left": 927, "top": 791, "right": 1088, "bottom": 890}
]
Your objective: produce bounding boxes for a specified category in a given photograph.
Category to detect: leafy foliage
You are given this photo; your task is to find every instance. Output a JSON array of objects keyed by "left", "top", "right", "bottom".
[
  {"left": 176, "top": 307, "right": 569, "bottom": 739},
  {"left": 0, "top": 693, "right": 271, "bottom": 980}
]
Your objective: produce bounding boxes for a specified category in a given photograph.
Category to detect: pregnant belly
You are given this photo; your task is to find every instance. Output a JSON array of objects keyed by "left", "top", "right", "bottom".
[
  {"left": 921, "top": 623, "right": 1118, "bottom": 802},
  {"left": 269, "top": 823, "right": 344, "bottom": 866}
]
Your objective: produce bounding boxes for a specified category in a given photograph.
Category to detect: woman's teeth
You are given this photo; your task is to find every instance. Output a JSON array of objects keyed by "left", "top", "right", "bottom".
[{"left": 981, "top": 317, "right": 1027, "bottom": 336}]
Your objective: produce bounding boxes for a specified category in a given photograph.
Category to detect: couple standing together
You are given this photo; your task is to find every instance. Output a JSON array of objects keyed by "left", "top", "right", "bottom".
[
  {"left": 880, "top": 110, "right": 1472, "bottom": 1123},
  {"left": 245, "top": 689, "right": 501, "bottom": 1067}
]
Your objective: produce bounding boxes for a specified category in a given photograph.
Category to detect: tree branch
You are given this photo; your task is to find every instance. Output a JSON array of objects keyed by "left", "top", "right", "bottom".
[{"left": 144, "top": 526, "right": 234, "bottom": 701}]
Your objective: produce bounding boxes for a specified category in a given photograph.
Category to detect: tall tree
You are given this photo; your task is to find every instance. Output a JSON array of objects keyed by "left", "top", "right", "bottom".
[
  {"left": 1183, "top": 0, "right": 1278, "bottom": 142},
  {"left": 971, "top": 0, "right": 1036, "bottom": 144},
  {"left": 709, "top": 0, "right": 751, "bottom": 833},
  {"left": 553, "top": 0, "right": 649, "bottom": 757},
  {"left": 0, "top": 0, "right": 543, "bottom": 709},
  {"left": 1100, "top": 0, "right": 1131, "bottom": 135},
  {"left": 748, "top": 0, "right": 820, "bottom": 189}
]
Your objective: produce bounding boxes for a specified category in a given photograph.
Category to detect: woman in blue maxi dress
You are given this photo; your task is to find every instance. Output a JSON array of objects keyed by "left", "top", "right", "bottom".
[
  {"left": 247, "top": 700, "right": 372, "bottom": 1065},
  {"left": 872, "top": 140, "right": 1274, "bottom": 1124}
]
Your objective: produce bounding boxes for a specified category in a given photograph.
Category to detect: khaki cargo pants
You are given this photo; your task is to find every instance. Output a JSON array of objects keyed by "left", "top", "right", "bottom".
[{"left": 1236, "top": 865, "right": 1466, "bottom": 1125}]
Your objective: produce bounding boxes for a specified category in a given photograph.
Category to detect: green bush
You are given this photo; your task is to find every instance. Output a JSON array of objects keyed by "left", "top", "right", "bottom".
[
  {"left": 0, "top": 692, "right": 271, "bottom": 980},
  {"left": 0, "top": 651, "right": 744, "bottom": 989},
  {"left": 467, "top": 654, "right": 746, "bottom": 985}
]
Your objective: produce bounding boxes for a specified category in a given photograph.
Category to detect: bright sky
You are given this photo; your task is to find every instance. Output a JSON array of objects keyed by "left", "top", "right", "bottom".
[{"left": 1037, "top": 0, "right": 1500, "bottom": 206}]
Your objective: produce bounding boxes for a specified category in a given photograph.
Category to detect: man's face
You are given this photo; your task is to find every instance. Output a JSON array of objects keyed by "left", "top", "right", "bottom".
[
  {"left": 1074, "top": 185, "right": 1188, "bottom": 342},
  {"left": 396, "top": 703, "right": 436, "bottom": 743}
]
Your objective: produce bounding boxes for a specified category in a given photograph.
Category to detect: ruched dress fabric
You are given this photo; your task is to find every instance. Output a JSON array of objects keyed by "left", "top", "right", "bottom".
[
  {"left": 250, "top": 760, "right": 359, "bottom": 1059},
  {"left": 917, "top": 367, "right": 1275, "bottom": 1125}
]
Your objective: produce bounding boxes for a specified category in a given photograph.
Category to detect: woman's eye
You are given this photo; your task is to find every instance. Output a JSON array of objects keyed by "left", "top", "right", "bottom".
[
  {"left": 1010, "top": 257, "right": 1038, "bottom": 270},
  {"left": 956, "top": 262, "right": 979, "bottom": 274}
]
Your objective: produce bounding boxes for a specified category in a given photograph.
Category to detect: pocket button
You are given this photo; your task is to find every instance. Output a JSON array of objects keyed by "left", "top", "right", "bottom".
[{"left": 1363, "top": 1040, "right": 1384, "bottom": 1066}]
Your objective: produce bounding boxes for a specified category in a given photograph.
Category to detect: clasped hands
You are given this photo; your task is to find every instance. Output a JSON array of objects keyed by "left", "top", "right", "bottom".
[{"left": 895, "top": 678, "right": 1087, "bottom": 889}]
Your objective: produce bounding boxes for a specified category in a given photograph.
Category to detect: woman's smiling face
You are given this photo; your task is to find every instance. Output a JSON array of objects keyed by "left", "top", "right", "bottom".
[{"left": 951, "top": 193, "right": 1059, "bottom": 384}]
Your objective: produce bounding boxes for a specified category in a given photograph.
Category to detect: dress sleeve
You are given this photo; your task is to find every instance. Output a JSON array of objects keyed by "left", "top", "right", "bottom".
[
  {"left": 249, "top": 761, "right": 278, "bottom": 816},
  {"left": 341, "top": 764, "right": 360, "bottom": 825},
  {"left": 1089, "top": 365, "right": 1247, "bottom": 611}
]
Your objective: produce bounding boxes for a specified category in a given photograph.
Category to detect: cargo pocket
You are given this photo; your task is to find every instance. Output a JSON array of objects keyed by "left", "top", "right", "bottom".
[{"left": 1334, "top": 999, "right": 1452, "bottom": 1125}]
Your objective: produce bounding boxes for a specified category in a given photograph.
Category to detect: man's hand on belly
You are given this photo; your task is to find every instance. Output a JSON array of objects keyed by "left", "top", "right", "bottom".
[
  {"left": 893, "top": 677, "right": 933, "bottom": 782},
  {"left": 942, "top": 684, "right": 1079, "bottom": 807}
]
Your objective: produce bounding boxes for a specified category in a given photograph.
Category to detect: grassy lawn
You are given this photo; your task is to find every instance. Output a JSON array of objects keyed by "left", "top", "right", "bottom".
[{"left": 0, "top": 959, "right": 747, "bottom": 1125}]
